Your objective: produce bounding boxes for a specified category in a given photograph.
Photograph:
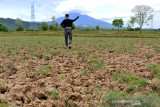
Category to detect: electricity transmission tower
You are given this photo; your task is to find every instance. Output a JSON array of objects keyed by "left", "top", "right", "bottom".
[
  {"left": 31, "top": 0, "right": 35, "bottom": 21},
  {"left": 31, "top": 0, "right": 36, "bottom": 29}
]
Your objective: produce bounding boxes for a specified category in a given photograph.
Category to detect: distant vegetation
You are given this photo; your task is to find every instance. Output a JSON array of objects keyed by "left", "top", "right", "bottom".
[
  {"left": 0, "top": 18, "right": 40, "bottom": 31},
  {"left": 0, "top": 23, "right": 8, "bottom": 32},
  {"left": 71, "top": 23, "right": 76, "bottom": 30},
  {"left": 112, "top": 19, "right": 124, "bottom": 30},
  {"left": 49, "top": 16, "right": 59, "bottom": 31},
  {"left": 51, "top": 16, "right": 58, "bottom": 30},
  {"left": 16, "top": 25, "right": 24, "bottom": 31},
  {"left": 41, "top": 22, "right": 49, "bottom": 31},
  {"left": 96, "top": 25, "right": 100, "bottom": 30},
  {"left": 15, "top": 18, "right": 24, "bottom": 31}
]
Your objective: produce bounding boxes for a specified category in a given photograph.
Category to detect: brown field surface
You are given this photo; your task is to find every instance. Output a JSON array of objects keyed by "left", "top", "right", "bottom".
[{"left": 0, "top": 33, "right": 160, "bottom": 107}]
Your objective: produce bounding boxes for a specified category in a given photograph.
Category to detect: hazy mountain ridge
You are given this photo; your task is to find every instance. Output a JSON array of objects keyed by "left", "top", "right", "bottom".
[
  {"left": 0, "top": 13, "right": 118, "bottom": 30},
  {"left": 54, "top": 13, "right": 115, "bottom": 29},
  {"left": 0, "top": 18, "right": 41, "bottom": 30}
]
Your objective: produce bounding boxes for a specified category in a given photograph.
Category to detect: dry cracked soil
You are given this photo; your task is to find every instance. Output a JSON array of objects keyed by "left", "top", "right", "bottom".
[{"left": 0, "top": 36, "right": 160, "bottom": 107}]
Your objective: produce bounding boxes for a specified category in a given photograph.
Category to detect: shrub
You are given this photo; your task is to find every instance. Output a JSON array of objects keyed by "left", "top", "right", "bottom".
[
  {"left": 16, "top": 25, "right": 24, "bottom": 31},
  {"left": 26, "top": 29, "right": 34, "bottom": 31},
  {"left": 135, "top": 27, "right": 140, "bottom": 31},
  {"left": 41, "top": 22, "right": 49, "bottom": 31},
  {"left": 0, "top": 23, "right": 8, "bottom": 32},
  {"left": 96, "top": 25, "right": 100, "bottom": 30},
  {"left": 71, "top": 23, "right": 76, "bottom": 30},
  {"left": 49, "top": 25, "right": 54, "bottom": 31}
]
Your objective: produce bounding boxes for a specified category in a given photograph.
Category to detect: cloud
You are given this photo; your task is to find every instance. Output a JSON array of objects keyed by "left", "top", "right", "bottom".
[
  {"left": 99, "top": 16, "right": 129, "bottom": 21},
  {"left": 0, "top": 0, "right": 159, "bottom": 28},
  {"left": 64, "top": 8, "right": 89, "bottom": 15},
  {"left": 154, "top": 10, "right": 160, "bottom": 13}
]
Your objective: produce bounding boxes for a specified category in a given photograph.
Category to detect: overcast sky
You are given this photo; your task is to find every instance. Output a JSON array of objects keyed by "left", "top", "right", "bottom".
[{"left": 0, "top": 0, "right": 160, "bottom": 28}]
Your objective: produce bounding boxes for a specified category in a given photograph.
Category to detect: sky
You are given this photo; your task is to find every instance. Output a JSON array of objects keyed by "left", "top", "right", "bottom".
[{"left": 0, "top": 0, "right": 160, "bottom": 28}]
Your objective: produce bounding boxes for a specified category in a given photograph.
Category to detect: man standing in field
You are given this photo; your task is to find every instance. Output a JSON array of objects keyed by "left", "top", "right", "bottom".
[{"left": 61, "top": 14, "right": 79, "bottom": 49}]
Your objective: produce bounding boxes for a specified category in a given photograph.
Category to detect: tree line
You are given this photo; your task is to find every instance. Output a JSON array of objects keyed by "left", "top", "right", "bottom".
[{"left": 0, "top": 16, "right": 76, "bottom": 32}]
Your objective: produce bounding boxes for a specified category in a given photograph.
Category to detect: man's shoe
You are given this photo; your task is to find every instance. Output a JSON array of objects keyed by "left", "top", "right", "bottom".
[
  {"left": 69, "top": 46, "right": 71, "bottom": 49},
  {"left": 65, "top": 46, "right": 68, "bottom": 49}
]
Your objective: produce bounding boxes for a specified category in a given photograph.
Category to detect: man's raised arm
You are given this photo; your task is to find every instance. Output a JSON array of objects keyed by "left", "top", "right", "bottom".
[{"left": 73, "top": 16, "right": 79, "bottom": 22}]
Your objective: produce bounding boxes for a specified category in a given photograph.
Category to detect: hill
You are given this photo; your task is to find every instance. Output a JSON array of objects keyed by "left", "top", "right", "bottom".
[
  {"left": 0, "top": 13, "right": 122, "bottom": 30},
  {"left": 0, "top": 18, "right": 41, "bottom": 30}
]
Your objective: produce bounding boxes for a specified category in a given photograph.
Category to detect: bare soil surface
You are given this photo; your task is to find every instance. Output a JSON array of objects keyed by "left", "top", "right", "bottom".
[{"left": 0, "top": 36, "right": 160, "bottom": 107}]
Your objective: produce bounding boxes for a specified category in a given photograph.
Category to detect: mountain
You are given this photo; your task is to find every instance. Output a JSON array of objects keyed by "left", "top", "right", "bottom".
[
  {"left": 54, "top": 13, "right": 115, "bottom": 29},
  {"left": 0, "top": 13, "right": 117, "bottom": 30},
  {"left": 0, "top": 18, "right": 41, "bottom": 30}
]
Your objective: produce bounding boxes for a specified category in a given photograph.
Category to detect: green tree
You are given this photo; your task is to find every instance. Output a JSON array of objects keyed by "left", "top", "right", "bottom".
[
  {"left": 0, "top": 23, "right": 8, "bottom": 32},
  {"left": 71, "top": 23, "right": 76, "bottom": 30},
  {"left": 52, "top": 16, "right": 56, "bottom": 24},
  {"left": 126, "top": 17, "right": 136, "bottom": 31},
  {"left": 49, "top": 25, "right": 54, "bottom": 31},
  {"left": 126, "top": 24, "right": 131, "bottom": 31},
  {"left": 51, "top": 16, "right": 58, "bottom": 30},
  {"left": 41, "top": 22, "right": 49, "bottom": 31},
  {"left": 96, "top": 25, "right": 100, "bottom": 30},
  {"left": 130, "top": 17, "right": 136, "bottom": 27},
  {"left": 55, "top": 22, "right": 58, "bottom": 30},
  {"left": 131, "top": 5, "right": 154, "bottom": 34},
  {"left": 15, "top": 18, "right": 24, "bottom": 31},
  {"left": 112, "top": 19, "right": 124, "bottom": 30},
  {"left": 16, "top": 25, "right": 24, "bottom": 31}
]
